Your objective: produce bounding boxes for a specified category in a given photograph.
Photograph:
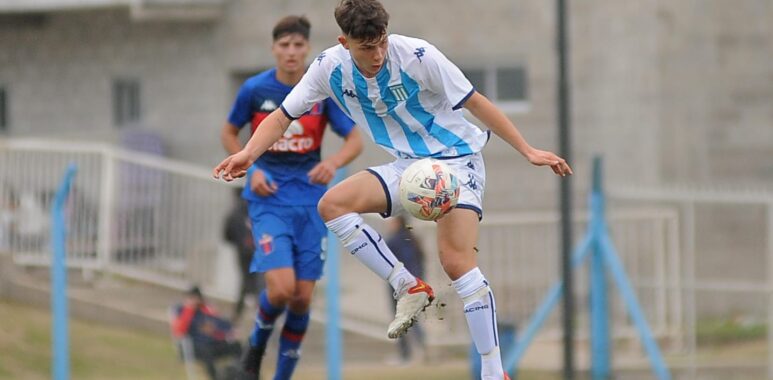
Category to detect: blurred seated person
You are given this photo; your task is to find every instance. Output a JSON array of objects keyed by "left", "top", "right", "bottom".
[{"left": 172, "top": 286, "right": 243, "bottom": 380}]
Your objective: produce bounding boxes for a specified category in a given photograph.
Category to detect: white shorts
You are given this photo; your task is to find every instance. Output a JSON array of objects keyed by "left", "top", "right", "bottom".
[{"left": 366, "top": 152, "right": 486, "bottom": 220}]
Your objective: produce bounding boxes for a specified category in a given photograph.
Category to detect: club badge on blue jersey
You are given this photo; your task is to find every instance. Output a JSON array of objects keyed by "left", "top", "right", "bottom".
[{"left": 259, "top": 234, "right": 274, "bottom": 255}]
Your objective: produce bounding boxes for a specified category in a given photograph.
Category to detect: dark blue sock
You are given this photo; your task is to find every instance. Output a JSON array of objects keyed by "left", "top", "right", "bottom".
[
  {"left": 249, "top": 290, "right": 285, "bottom": 348},
  {"left": 273, "top": 310, "right": 310, "bottom": 380}
]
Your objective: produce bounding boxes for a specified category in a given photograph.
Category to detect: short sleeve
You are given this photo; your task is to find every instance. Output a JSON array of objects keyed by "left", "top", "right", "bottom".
[
  {"left": 415, "top": 45, "right": 475, "bottom": 110},
  {"left": 324, "top": 98, "right": 355, "bottom": 137},
  {"left": 227, "top": 82, "right": 254, "bottom": 128},
  {"left": 281, "top": 54, "right": 332, "bottom": 120}
]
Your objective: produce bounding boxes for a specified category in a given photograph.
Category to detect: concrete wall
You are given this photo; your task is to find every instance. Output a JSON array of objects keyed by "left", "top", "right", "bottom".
[{"left": 0, "top": 0, "right": 771, "bottom": 212}]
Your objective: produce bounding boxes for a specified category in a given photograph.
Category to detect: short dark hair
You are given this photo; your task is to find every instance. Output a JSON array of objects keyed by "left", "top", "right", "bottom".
[
  {"left": 272, "top": 15, "right": 311, "bottom": 41},
  {"left": 188, "top": 285, "right": 203, "bottom": 299},
  {"left": 334, "top": 0, "right": 389, "bottom": 43}
]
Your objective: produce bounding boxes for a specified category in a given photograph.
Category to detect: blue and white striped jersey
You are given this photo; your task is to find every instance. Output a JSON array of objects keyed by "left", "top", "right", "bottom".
[{"left": 281, "top": 34, "right": 490, "bottom": 159}]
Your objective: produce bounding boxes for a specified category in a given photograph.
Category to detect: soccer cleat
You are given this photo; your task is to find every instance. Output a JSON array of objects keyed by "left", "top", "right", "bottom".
[
  {"left": 387, "top": 278, "right": 434, "bottom": 339},
  {"left": 504, "top": 373, "right": 511, "bottom": 380},
  {"left": 240, "top": 345, "right": 265, "bottom": 379}
]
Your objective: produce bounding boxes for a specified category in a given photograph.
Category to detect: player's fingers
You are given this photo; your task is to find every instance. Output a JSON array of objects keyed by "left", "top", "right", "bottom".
[
  {"left": 563, "top": 162, "right": 574, "bottom": 175},
  {"left": 212, "top": 159, "right": 229, "bottom": 179}
]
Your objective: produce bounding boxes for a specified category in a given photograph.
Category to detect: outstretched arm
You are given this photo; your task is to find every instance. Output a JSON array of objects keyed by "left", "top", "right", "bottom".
[
  {"left": 463, "top": 92, "right": 573, "bottom": 176},
  {"left": 213, "top": 109, "right": 291, "bottom": 181},
  {"left": 308, "top": 127, "right": 363, "bottom": 184}
]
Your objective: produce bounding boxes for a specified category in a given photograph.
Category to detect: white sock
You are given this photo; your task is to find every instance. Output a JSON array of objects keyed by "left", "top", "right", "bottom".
[
  {"left": 326, "top": 213, "right": 415, "bottom": 291},
  {"left": 452, "top": 267, "right": 503, "bottom": 378}
]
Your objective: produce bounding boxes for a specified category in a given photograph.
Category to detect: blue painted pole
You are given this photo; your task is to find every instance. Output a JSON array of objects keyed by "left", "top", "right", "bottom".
[
  {"left": 326, "top": 168, "right": 346, "bottom": 380},
  {"left": 590, "top": 157, "right": 610, "bottom": 380},
  {"left": 599, "top": 232, "right": 671, "bottom": 380},
  {"left": 505, "top": 232, "right": 594, "bottom": 374},
  {"left": 51, "top": 164, "right": 77, "bottom": 380}
]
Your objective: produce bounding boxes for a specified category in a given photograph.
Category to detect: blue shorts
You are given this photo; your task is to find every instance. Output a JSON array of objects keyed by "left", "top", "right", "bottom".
[{"left": 247, "top": 203, "right": 327, "bottom": 281}]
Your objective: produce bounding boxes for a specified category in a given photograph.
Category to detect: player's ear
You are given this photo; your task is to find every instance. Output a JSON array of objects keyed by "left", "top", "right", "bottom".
[{"left": 337, "top": 35, "right": 349, "bottom": 49}]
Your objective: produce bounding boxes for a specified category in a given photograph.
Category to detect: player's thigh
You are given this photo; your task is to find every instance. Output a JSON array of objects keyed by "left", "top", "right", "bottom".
[
  {"left": 317, "top": 170, "right": 390, "bottom": 220},
  {"left": 292, "top": 207, "right": 327, "bottom": 282},
  {"left": 248, "top": 203, "right": 294, "bottom": 278},
  {"left": 436, "top": 207, "right": 480, "bottom": 280}
]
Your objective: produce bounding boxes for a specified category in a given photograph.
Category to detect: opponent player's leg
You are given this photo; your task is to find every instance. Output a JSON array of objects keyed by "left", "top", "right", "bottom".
[
  {"left": 273, "top": 280, "right": 315, "bottom": 380},
  {"left": 318, "top": 170, "right": 433, "bottom": 338},
  {"left": 241, "top": 206, "right": 293, "bottom": 378},
  {"left": 437, "top": 208, "right": 505, "bottom": 380},
  {"left": 272, "top": 207, "right": 322, "bottom": 380}
]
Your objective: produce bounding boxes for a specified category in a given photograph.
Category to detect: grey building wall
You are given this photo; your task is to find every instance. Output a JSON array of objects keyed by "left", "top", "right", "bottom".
[{"left": 0, "top": 0, "right": 771, "bottom": 212}]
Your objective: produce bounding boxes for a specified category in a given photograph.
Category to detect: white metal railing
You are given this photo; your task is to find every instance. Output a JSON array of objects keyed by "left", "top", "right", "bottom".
[
  {"left": 1, "top": 138, "right": 700, "bottom": 364},
  {"left": 0, "top": 138, "right": 237, "bottom": 296},
  {"left": 403, "top": 208, "right": 683, "bottom": 348},
  {"left": 609, "top": 184, "right": 773, "bottom": 378}
]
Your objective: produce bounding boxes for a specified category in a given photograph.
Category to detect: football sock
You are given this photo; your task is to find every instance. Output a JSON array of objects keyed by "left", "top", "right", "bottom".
[
  {"left": 452, "top": 267, "right": 503, "bottom": 379},
  {"left": 326, "top": 213, "right": 416, "bottom": 291},
  {"left": 274, "top": 310, "right": 310, "bottom": 380},
  {"left": 249, "top": 290, "right": 285, "bottom": 349}
]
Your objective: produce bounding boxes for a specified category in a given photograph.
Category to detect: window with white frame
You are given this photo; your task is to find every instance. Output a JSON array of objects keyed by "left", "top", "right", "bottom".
[
  {"left": 462, "top": 65, "right": 529, "bottom": 112},
  {"left": 112, "top": 79, "right": 141, "bottom": 127}
]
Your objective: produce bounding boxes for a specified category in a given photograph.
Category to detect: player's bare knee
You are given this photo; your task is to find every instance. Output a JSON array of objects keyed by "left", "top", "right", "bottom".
[
  {"left": 318, "top": 192, "right": 347, "bottom": 222},
  {"left": 288, "top": 294, "right": 312, "bottom": 312}
]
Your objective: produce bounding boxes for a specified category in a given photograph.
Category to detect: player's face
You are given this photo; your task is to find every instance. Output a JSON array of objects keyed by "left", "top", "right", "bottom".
[
  {"left": 339, "top": 34, "right": 388, "bottom": 78},
  {"left": 272, "top": 33, "right": 310, "bottom": 75}
]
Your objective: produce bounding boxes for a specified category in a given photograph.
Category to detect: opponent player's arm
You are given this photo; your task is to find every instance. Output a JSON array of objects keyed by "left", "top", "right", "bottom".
[
  {"left": 220, "top": 122, "right": 243, "bottom": 155},
  {"left": 327, "top": 127, "right": 363, "bottom": 168},
  {"left": 463, "top": 91, "right": 573, "bottom": 176},
  {"left": 308, "top": 127, "right": 363, "bottom": 184}
]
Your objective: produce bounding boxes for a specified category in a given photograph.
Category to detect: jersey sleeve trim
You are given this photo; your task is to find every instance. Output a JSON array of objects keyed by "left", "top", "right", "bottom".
[
  {"left": 452, "top": 88, "right": 476, "bottom": 110},
  {"left": 279, "top": 104, "right": 299, "bottom": 121}
]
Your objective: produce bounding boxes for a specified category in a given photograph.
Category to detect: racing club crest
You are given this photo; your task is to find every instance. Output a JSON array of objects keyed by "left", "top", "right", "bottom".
[{"left": 259, "top": 234, "right": 273, "bottom": 255}]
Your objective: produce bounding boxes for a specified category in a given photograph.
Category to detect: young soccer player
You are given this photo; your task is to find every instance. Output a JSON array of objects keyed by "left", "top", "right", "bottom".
[
  {"left": 214, "top": 2, "right": 572, "bottom": 379},
  {"left": 220, "top": 15, "right": 362, "bottom": 379}
]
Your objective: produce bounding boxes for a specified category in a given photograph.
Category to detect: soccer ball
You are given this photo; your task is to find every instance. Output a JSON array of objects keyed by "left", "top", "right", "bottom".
[{"left": 398, "top": 158, "right": 460, "bottom": 221}]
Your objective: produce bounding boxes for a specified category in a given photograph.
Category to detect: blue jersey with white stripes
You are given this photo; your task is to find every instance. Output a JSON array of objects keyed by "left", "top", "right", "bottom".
[{"left": 281, "top": 34, "right": 489, "bottom": 159}]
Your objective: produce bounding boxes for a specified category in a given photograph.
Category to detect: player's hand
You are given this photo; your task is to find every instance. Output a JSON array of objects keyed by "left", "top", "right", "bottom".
[
  {"left": 308, "top": 160, "right": 337, "bottom": 185},
  {"left": 250, "top": 170, "right": 278, "bottom": 196},
  {"left": 526, "top": 149, "right": 573, "bottom": 177},
  {"left": 213, "top": 150, "right": 253, "bottom": 181}
]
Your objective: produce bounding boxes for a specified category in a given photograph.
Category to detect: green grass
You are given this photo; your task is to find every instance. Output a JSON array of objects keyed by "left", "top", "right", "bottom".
[
  {"left": 696, "top": 317, "right": 767, "bottom": 345},
  {"left": 0, "top": 299, "right": 566, "bottom": 379},
  {"left": 0, "top": 300, "right": 189, "bottom": 380}
]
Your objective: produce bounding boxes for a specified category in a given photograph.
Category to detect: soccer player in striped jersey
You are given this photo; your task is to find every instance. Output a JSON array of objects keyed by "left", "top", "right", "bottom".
[
  {"left": 214, "top": 2, "right": 572, "bottom": 379},
  {"left": 220, "top": 16, "right": 362, "bottom": 379}
]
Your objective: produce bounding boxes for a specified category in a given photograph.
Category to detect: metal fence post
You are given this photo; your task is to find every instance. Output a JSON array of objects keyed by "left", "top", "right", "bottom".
[{"left": 97, "top": 148, "right": 115, "bottom": 272}]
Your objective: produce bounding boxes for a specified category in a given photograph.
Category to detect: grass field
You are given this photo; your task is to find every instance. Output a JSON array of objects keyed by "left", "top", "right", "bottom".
[{"left": 0, "top": 299, "right": 565, "bottom": 380}]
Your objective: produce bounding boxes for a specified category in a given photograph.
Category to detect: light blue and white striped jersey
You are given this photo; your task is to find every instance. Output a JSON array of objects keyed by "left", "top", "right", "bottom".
[{"left": 281, "top": 34, "right": 490, "bottom": 159}]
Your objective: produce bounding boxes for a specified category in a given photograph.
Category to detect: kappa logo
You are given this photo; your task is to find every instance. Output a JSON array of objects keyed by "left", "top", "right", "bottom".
[
  {"left": 414, "top": 47, "right": 426, "bottom": 62},
  {"left": 389, "top": 84, "right": 409, "bottom": 101},
  {"left": 260, "top": 99, "right": 277, "bottom": 111},
  {"left": 315, "top": 52, "right": 326, "bottom": 65},
  {"left": 281, "top": 349, "right": 301, "bottom": 359},
  {"left": 342, "top": 89, "right": 358, "bottom": 99}
]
